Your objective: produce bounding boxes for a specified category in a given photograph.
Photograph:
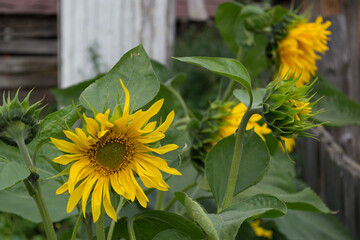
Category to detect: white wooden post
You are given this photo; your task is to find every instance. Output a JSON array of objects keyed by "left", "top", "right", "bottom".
[{"left": 59, "top": 0, "right": 176, "bottom": 88}]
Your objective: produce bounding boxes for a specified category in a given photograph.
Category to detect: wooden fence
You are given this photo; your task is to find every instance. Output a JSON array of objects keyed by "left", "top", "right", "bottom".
[{"left": 298, "top": 0, "right": 360, "bottom": 239}]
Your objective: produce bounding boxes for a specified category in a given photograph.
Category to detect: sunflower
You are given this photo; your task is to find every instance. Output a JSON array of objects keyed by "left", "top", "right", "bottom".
[
  {"left": 277, "top": 16, "right": 331, "bottom": 86},
  {"left": 51, "top": 80, "right": 181, "bottom": 222},
  {"left": 250, "top": 219, "right": 273, "bottom": 239},
  {"left": 218, "top": 102, "right": 271, "bottom": 141}
]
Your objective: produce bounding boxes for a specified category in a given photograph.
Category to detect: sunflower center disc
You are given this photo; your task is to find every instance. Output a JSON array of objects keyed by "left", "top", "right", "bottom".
[{"left": 96, "top": 142, "right": 127, "bottom": 169}]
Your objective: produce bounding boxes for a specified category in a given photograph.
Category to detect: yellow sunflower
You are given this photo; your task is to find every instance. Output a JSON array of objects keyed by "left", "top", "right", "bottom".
[
  {"left": 278, "top": 16, "right": 331, "bottom": 86},
  {"left": 51, "top": 80, "right": 181, "bottom": 222},
  {"left": 218, "top": 102, "right": 271, "bottom": 141}
]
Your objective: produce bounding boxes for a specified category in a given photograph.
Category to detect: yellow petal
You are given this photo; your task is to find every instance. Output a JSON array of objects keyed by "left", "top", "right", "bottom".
[
  {"left": 139, "top": 121, "right": 157, "bottom": 133},
  {"left": 118, "top": 169, "right": 136, "bottom": 201},
  {"left": 103, "top": 178, "right": 117, "bottom": 221},
  {"left": 120, "top": 79, "right": 130, "bottom": 117},
  {"left": 51, "top": 138, "right": 83, "bottom": 154},
  {"left": 137, "top": 153, "right": 181, "bottom": 176},
  {"left": 63, "top": 130, "right": 90, "bottom": 150},
  {"left": 83, "top": 113, "right": 100, "bottom": 138},
  {"left": 146, "top": 144, "right": 178, "bottom": 154},
  {"left": 91, "top": 177, "right": 105, "bottom": 222},
  {"left": 110, "top": 173, "right": 124, "bottom": 196},
  {"left": 138, "top": 132, "right": 165, "bottom": 144},
  {"left": 53, "top": 154, "right": 82, "bottom": 165},
  {"left": 156, "top": 110, "right": 175, "bottom": 134},
  {"left": 67, "top": 180, "right": 87, "bottom": 213},
  {"left": 56, "top": 182, "right": 68, "bottom": 195},
  {"left": 128, "top": 171, "right": 149, "bottom": 207},
  {"left": 81, "top": 174, "right": 98, "bottom": 217},
  {"left": 68, "top": 160, "right": 92, "bottom": 194}
]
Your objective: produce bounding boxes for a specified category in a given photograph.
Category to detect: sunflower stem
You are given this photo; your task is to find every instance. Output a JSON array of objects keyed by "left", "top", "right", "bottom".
[
  {"left": 156, "top": 190, "right": 165, "bottom": 210},
  {"left": 220, "top": 107, "right": 262, "bottom": 211},
  {"left": 128, "top": 219, "right": 136, "bottom": 240},
  {"left": 20, "top": 138, "right": 56, "bottom": 240},
  {"left": 107, "top": 196, "right": 126, "bottom": 240},
  {"left": 71, "top": 209, "right": 83, "bottom": 240},
  {"left": 96, "top": 208, "right": 105, "bottom": 240},
  {"left": 85, "top": 214, "right": 94, "bottom": 240}
]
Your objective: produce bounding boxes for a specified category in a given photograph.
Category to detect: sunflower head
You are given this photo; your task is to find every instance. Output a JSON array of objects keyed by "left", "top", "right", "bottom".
[
  {"left": 269, "top": 15, "right": 331, "bottom": 87},
  {"left": 0, "top": 89, "right": 43, "bottom": 146},
  {"left": 51, "top": 79, "right": 181, "bottom": 222},
  {"left": 262, "top": 74, "right": 321, "bottom": 138}
]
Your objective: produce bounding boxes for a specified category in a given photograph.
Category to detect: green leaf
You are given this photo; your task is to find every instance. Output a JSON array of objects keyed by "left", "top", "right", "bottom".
[
  {"left": 175, "top": 192, "right": 219, "bottom": 240},
  {"left": 0, "top": 180, "right": 77, "bottom": 223},
  {"left": 80, "top": 44, "right": 160, "bottom": 113},
  {"left": 275, "top": 210, "right": 352, "bottom": 240},
  {"left": 47, "top": 165, "right": 71, "bottom": 179},
  {"left": 234, "top": 88, "right": 266, "bottom": 107},
  {"left": 34, "top": 103, "right": 84, "bottom": 147},
  {"left": 153, "top": 229, "right": 192, "bottom": 240},
  {"left": 131, "top": 210, "right": 207, "bottom": 240},
  {"left": 174, "top": 56, "right": 251, "bottom": 94},
  {"left": 0, "top": 162, "right": 29, "bottom": 191},
  {"left": 215, "top": 2, "right": 243, "bottom": 53},
  {"left": 51, "top": 75, "right": 102, "bottom": 106},
  {"left": 237, "top": 150, "right": 331, "bottom": 214},
  {"left": 243, "top": 34, "right": 268, "bottom": 79},
  {"left": 312, "top": 74, "right": 360, "bottom": 126},
  {"left": 208, "top": 194, "right": 286, "bottom": 240},
  {"left": 205, "top": 130, "right": 270, "bottom": 209}
]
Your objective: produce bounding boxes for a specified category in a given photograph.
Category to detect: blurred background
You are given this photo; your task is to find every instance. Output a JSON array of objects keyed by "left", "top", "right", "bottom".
[{"left": 0, "top": 0, "right": 359, "bottom": 239}]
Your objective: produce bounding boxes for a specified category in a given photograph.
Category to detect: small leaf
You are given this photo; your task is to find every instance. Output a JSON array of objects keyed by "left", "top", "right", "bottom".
[
  {"left": 0, "top": 162, "right": 29, "bottom": 191},
  {"left": 47, "top": 165, "right": 71, "bottom": 179},
  {"left": 174, "top": 56, "right": 252, "bottom": 96},
  {"left": 205, "top": 130, "right": 270, "bottom": 210},
  {"left": 312, "top": 74, "right": 360, "bottom": 126},
  {"left": 80, "top": 44, "right": 160, "bottom": 113},
  {"left": 234, "top": 88, "right": 266, "bottom": 107},
  {"left": 175, "top": 192, "right": 219, "bottom": 240},
  {"left": 34, "top": 103, "right": 84, "bottom": 147}
]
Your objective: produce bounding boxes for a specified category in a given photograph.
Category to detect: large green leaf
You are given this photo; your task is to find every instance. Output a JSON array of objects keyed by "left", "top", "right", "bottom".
[
  {"left": 208, "top": 194, "right": 286, "bottom": 240},
  {"left": 237, "top": 150, "right": 331, "bottom": 214},
  {"left": 175, "top": 192, "right": 219, "bottom": 240},
  {"left": 131, "top": 210, "right": 206, "bottom": 240},
  {"left": 174, "top": 57, "right": 252, "bottom": 94},
  {"left": 34, "top": 103, "right": 84, "bottom": 148},
  {"left": 215, "top": 2, "right": 243, "bottom": 53},
  {"left": 153, "top": 229, "right": 192, "bottom": 240},
  {"left": 0, "top": 180, "right": 76, "bottom": 223},
  {"left": 312, "top": 74, "right": 360, "bottom": 126},
  {"left": 275, "top": 210, "right": 352, "bottom": 240},
  {"left": 0, "top": 162, "right": 29, "bottom": 191},
  {"left": 80, "top": 44, "right": 159, "bottom": 113},
  {"left": 205, "top": 130, "right": 270, "bottom": 210}
]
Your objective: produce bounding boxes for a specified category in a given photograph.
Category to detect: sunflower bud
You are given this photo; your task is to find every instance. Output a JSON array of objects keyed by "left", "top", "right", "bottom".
[
  {"left": 0, "top": 89, "right": 43, "bottom": 146},
  {"left": 262, "top": 74, "right": 321, "bottom": 138}
]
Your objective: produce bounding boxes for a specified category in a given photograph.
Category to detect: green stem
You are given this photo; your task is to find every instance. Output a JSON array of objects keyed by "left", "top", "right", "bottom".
[
  {"left": 223, "top": 80, "right": 236, "bottom": 102},
  {"left": 164, "top": 182, "right": 197, "bottom": 211},
  {"left": 34, "top": 181, "right": 57, "bottom": 240},
  {"left": 155, "top": 190, "right": 165, "bottom": 210},
  {"left": 96, "top": 208, "right": 105, "bottom": 240},
  {"left": 220, "top": 107, "right": 262, "bottom": 211},
  {"left": 128, "top": 220, "right": 136, "bottom": 240},
  {"left": 107, "top": 197, "right": 126, "bottom": 240},
  {"left": 15, "top": 135, "right": 36, "bottom": 173},
  {"left": 84, "top": 214, "right": 94, "bottom": 240},
  {"left": 71, "top": 209, "right": 83, "bottom": 240}
]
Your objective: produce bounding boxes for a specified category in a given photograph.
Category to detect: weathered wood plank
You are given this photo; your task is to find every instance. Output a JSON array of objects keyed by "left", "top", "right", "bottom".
[
  {"left": 0, "top": 56, "right": 57, "bottom": 74},
  {"left": 0, "top": 15, "right": 57, "bottom": 35},
  {"left": 0, "top": 72, "right": 57, "bottom": 88},
  {"left": 60, "top": 0, "right": 176, "bottom": 87},
  {"left": 0, "top": 40, "right": 57, "bottom": 55}
]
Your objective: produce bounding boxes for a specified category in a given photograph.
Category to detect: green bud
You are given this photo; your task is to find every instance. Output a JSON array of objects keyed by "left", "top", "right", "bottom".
[
  {"left": 0, "top": 89, "right": 43, "bottom": 146},
  {"left": 262, "top": 73, "right": 321, "bottom": 138}
]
